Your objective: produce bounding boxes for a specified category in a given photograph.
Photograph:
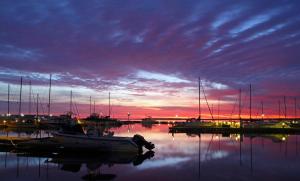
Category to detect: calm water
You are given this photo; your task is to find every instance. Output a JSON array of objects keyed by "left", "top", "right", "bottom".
[{"left": 1, "top": 124, "right": 300, "bottom": 181}]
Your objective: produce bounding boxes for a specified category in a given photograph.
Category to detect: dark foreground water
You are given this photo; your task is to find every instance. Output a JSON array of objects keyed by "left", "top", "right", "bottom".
[{"left": 1, "top": 124, "right": 300, "bottom": 181}]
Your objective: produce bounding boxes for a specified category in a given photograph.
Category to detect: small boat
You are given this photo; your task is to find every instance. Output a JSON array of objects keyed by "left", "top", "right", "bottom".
[
  {"left": 11, "top": 124, "right": 154, "bottom": 153},
  {"left": 41, "top": 112, "right": 77, "bottom": 126},
  {"left": 51, "top": 124, "right": 154, "bottom": 153},
  {"left": 84, "top": 113, "right": 122, "bottom": 126},
  {"left": 141, "top": 116, "right": 158, "bottom": 123},
  {"left": 52, "top": 132, "right": 140, "bottom": 152}
]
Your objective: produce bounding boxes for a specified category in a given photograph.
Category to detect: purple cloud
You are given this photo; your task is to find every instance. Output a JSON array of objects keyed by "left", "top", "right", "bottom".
[{"left": 0, "top": 0, "right": 300, "bottom": 117}]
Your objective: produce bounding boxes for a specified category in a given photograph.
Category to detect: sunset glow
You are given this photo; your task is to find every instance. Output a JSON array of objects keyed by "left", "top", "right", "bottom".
[{"left": 0, "top": 1, "right": 300, "bottom": 119}]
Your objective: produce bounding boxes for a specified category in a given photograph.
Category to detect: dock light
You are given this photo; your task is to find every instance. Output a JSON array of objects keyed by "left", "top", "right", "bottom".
[
  {"left": 50, "top": 114, "right": 53, "bottom": 117},
  {"left": 7, "top": 113, "right": 11, "bottom": 116},
  {"left": 282, "top": 137, "right": 286, "bottom": 141},
  {"left": 3, "top": 120, "right": 6, "bottom": 124},
  {"left": 22, "top": 120, "right": 25, "bottom": 123},
  {"left": 38, "top": 119, "right": 41, "bottom": 122},
  {"left": 172, "top": 121, "right": 175, "bottom": 124},
  {"left": 21, "top": 113, "right": 24, "bottom": 117},
  {"left": 282, "top": 122, "right": 285, "bottom": 128},
  {"left": 15, "top": 120, "right": 18, "bottom": 123}
]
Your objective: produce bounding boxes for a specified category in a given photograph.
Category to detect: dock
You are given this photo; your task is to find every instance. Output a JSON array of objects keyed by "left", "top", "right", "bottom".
[
  {"left": 170, "top": 127, "right": 300, "bottom": 134},
  {"left": 169, "top": 118, "right": 300, "bottom": 134}
]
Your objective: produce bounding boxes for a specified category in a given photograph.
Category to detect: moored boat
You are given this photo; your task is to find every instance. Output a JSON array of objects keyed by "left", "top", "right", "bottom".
[
  {"left": 141, "top": 116, "right": 158, "bottom": 124},
  {"left": 52, "top": 132, "right": 141, "bottom": 152},
  {"left": 51, "top": 124, "right": 155, "bottom": 153}
]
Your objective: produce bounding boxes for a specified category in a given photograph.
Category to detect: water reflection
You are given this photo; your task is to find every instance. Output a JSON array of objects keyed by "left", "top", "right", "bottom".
[{"left": 1, "top": 124, "right": 300, "bottom": 180}]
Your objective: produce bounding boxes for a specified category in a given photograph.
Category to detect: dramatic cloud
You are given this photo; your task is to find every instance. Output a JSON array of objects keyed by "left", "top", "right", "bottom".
[{"left": 0, "top": 0, "right": 300, "bottom": 118}]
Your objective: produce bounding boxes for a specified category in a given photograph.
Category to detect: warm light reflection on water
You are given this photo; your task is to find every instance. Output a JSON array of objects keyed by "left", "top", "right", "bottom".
[{"left": 1, "top": 124, "right": 300, "bottom": 181}]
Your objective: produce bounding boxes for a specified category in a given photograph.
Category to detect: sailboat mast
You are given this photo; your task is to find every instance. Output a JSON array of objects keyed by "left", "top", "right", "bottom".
[
  {"left": 295, "top": 98, "right": 297, "bottom": 118},
  {"left": 7, "top": 84, "right": 10, "bottom": 116},
  {"left": 249, "top": 84, "right": 252, "bottom": 120},
  {"left": 70, "top": 90, "right": 73, "bottom": 113},
  {"left": 239, "top": 88, "right": 242, "bottom": 119},
  {"left": 19, "top": 77, "right": 23, "bottom": 116},
  {"left": 48, "top": 74, "right": 52, "bottom": 116},
  {"left": 218, "top": 98, "right": 220, "bottom": 121},
  {"left": 109, "top": 92, "right": 111, "bottom": 117},
  {"left": 261, "top": 101, "right": 264, "bottom": 120},
  {"left": 36, "top": 93, "right": 39, "bottom": 118},
  {"left": 198, "top": 77, "right": 201, "bottom": 120},
  {"left": 29, "top": 80, "right": 32, "bottom": 115},
  {"left": 93, "top": 100, "right": 96, "bottom": 113},
  {"left": 284, "top": 96, "right": 287, "bottom": 118},
  {"left": 278, "top": 100, "right": 281, "bottom": 118},
  {"left": 239, "top": 88, "right": 242, "bottom": 128},
  {"left": 89, "top": 96, "right": 92, "bottom": 115}
]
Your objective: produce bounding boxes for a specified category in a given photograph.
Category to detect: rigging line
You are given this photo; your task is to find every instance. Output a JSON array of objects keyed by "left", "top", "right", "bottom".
[
  {"left": 31, "top": 93, "right": 36, "bottom": 113},
  {"left": 204, "top": 134, "right": 215, "bottom": 161},
  {"left": 200, "top": 82, "right": 214, "bottom": 119},
  {"left": 255, "top": 110, "right": 259, "bottom": 119},
  {"left": 74, "top": 102, "right": 80, "bottom": 117},
  {"left": 239, "top": 92, "right": 248, "bottom": 111},
  {"left": 36, "top": 95, "right": 45, "bottom": 115},
  {"left": 228, "top": 135, "right": 241, "bottom": 153},
  {"left": 39, "top": 97, "right": 45, "bottom": 115},
  {"left": 230, "top": 98, "right": 238, "bottom": 119},
  {"left": 237, "top": 91, "right": 249, "bottom": 118}
]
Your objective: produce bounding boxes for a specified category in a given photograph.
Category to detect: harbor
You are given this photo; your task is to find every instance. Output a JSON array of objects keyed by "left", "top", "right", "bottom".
[
  {"left": 1, "top": 0, "right": 300, "bottom": 180},
  {"left": 1, "top": 123, "right": 300, "bottom": 180}
]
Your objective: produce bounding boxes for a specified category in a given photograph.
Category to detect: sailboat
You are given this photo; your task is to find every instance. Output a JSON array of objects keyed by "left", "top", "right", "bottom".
[
  {"left": 186, "top": 77, "right": 202, "bottom": 123},
  {"left": 84, "top": 92, "right": 122, "bottom": 126}
]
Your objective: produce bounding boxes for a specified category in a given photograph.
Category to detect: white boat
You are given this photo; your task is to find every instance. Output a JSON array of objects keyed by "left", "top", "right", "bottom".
[{"left": 52, "top": 132, "right": 154, "bottom": 153}]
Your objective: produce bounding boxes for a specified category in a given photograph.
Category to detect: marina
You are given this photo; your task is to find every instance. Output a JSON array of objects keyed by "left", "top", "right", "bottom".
[
  {"left": 1, "top": 124, "right": 300, "bottom": 180},
  {"left": 1, "top": 0, "right": 300, "bottom": 180}
]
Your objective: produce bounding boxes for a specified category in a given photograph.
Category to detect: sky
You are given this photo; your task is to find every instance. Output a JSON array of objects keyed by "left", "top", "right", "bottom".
[{"left": 0, "top": 0, "right": 300, "bottom": 119}]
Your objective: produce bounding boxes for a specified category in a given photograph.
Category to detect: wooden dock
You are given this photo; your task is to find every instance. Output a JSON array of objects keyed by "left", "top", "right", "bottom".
[{"left": 169, "top": 126, "right": 300, "bottom": 134}]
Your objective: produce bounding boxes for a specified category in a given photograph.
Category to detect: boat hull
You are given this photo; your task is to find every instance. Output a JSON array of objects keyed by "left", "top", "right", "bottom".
[{"left": 52, "top": 133, "right": 139, "bottom": 153}]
